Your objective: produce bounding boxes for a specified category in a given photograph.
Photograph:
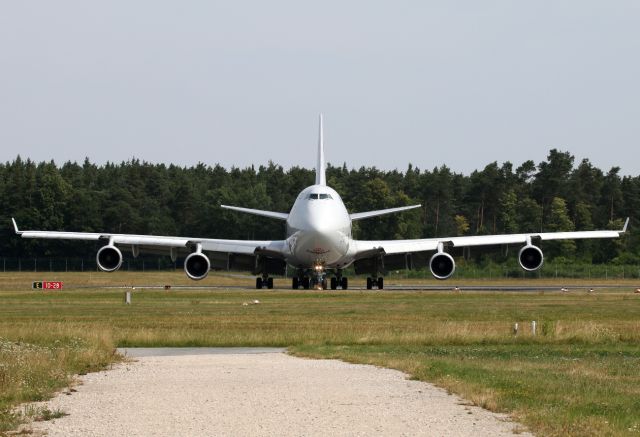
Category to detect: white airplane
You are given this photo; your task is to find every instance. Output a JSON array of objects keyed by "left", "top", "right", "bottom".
[{"left": 12, "top": 115, "right": 629, "bottom": 290}]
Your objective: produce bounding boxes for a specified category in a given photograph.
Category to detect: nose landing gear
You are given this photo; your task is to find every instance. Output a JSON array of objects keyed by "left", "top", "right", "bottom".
[{"left": 292, "top": 264, "right": 348, "bottom": 290}]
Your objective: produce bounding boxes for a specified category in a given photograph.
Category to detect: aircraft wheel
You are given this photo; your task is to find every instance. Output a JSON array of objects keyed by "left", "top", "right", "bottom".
[
  {"left": 366, "top": 277, "right": 373, "bottom": 290},
  {"left": 292, "top": 277, "right": 299, "bottom": 289},
  {"left": 330, "top": 277, "right": 337, "bottom": 290},
  {"left": 302, "top": 277, "right": 310, "bottom": 290},
  {"left": 377, "top": 277, "right": 384, "bottom": 290},
  {"left": 341, "top": 277, "right": 348, "bottom": 290},
  {"left": 267, "top": 277, "right": 274, "bottom": 289},
  {"left": 256, "top": 277, "right": 263, "bottom": 289}
]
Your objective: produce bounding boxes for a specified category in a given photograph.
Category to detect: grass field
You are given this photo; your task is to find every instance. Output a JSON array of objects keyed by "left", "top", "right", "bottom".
[{"left": 1, "top": 271, "right": 640, "bottom": 436}]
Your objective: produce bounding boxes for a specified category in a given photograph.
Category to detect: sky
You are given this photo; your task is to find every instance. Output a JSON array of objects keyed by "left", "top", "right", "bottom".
[{"left": 1, "top": 1, "right": 639, "bottom": 175}]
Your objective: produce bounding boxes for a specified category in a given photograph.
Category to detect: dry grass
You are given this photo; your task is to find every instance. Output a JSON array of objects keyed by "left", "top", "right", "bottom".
[{"left": 0, "top": 333, "right": 117, "bottom": 434}]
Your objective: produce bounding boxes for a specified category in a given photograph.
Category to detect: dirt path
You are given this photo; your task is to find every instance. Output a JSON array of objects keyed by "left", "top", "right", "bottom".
[{"left": 28, "top": 349, "right": 531, "bottom": 436}]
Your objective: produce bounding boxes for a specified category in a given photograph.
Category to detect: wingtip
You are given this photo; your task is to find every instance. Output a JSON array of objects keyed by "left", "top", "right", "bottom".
[{"left": 622, "top": 217, "right": 630, "bottom": 233}]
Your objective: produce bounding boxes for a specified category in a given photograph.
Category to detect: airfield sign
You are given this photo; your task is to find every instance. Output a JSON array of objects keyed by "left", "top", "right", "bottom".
[{"left": 32, "top": 281, "right": 63, "bottom": 290}]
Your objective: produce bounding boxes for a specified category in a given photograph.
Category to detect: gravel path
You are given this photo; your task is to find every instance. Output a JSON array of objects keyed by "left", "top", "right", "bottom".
[{"left": 28, "top": 349, "right": 531, "bottom": 436}]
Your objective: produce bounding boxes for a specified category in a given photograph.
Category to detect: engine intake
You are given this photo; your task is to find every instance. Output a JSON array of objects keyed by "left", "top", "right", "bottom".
[
  {"left": 184, "top": 252, "right": 210, "bottom": 280},
  {"left": 518, "top": 245, "right": 544, "bottom": 271},
  {"left": 96, "top": 245, "right": 123, "bottom": 272},
  {"left": 430, "top": 252, "right": 456, "bottom": 280}
]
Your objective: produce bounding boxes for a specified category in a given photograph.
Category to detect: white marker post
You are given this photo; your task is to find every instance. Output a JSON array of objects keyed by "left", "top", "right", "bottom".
[
  {"left": 124, "top": 291, "right": 131, "bottom": 305},
  {"left": 531, "top": 320, "right": 537, "bottom": 336}
]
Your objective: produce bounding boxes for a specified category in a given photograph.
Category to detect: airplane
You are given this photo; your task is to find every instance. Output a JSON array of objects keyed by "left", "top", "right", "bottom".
[{"left": 12, "top": 115, "right": 629, "bottom": 290}]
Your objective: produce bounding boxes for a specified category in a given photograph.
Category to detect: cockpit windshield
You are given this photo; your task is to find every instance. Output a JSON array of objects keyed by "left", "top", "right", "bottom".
[{"left": 308, "top": 193, "right": 332, "bottom": 200}]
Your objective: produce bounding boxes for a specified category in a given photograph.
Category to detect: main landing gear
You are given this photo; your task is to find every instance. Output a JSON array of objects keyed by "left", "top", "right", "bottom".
[
  {"left": 366, "top": 277, "right": 384, "bottom": 290},
  {"left": 329, "top": 270, "right": 348, "bottom": 290},
  {"left": 285, "top": 272, "right": 382, "bottom": 290},
  {"left": 256, "top": 276, "right": 274, "bottom": 289},
  {"left": 329, "top": 277, "right": 349, "bottom": 290},
  {"left": 292, "top": 276, "right": 310, "bottom": 290},
  {"left": 291, "top": 268, "right": 348, "bottom": 290}
]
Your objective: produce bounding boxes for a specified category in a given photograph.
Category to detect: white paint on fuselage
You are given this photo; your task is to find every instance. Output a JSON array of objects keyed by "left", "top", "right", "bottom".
[{"left": 285, "top": 185, "right": 353, "bottom": 268}]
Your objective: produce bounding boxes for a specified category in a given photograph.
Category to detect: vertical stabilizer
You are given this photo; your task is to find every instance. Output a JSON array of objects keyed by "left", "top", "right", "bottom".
[{"left": 315, "top": 114, "right": 326, "bottom": 186}]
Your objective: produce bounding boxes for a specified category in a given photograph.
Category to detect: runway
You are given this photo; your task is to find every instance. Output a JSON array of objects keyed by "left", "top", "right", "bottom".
[{"left": 73, "top": 283, "right": 638, "bottom": 292}]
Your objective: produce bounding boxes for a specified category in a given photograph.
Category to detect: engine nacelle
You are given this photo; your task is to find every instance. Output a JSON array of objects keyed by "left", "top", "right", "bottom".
[
  {"left": 184, "top": 252, "right": 210, "bottom": 280},
  {"left": 96, "top": 245, "right": 123, "bottom": 272},
  {"left": 518, "top": 245, "right": 544, "bottom": 271},
  {"left": 429, "top": 252, "right": 456, "bottom": 280}
]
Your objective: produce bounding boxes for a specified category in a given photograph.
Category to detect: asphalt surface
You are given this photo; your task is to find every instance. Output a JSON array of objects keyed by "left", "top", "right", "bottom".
[
  {"left": 76, "top": 283, "right": 639, "bottom": 292},
  {"left": 118, "top": 347, "right": 287, "bottom": 357}
]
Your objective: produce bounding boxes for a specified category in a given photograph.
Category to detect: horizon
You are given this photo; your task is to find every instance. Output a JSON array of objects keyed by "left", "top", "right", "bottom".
[{"left": 2, "top": 148, "right": 631, "bottom": 178}]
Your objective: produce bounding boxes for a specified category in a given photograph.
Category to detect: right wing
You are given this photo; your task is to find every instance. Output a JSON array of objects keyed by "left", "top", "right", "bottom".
[
  {"left": 220, "top": 205, "right": 289, "bottom": 220},
  {"left": 12, "top": 218, "right": 288, "bottom": 273}
]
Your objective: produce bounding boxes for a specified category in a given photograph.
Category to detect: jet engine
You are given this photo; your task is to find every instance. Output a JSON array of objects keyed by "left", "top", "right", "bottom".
[
  {"left": 184, "top": 252, "right": 210, "bottom": 280},
  {"left": 518, "top": 245, "right": 544, "bottom": 271},
  {"left": 96, "top": 245, "right": 123, "bottom": 272},
  {"left": 429, "top": 252, "right": 456, "bottom": 280}
]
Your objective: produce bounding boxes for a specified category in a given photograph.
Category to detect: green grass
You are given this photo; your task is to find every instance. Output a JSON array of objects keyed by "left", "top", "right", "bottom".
[
  {"left": 1, "top": 271, "right": 640, "bottom": 436},
  {"left": 292, "top": 344, "right": 640, "bottom": 436}
]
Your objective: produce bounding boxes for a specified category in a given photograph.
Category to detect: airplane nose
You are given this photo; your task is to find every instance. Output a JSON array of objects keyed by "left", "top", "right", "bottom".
[{"left": 307, "top": 213, "right": 333, "bottom": 233}]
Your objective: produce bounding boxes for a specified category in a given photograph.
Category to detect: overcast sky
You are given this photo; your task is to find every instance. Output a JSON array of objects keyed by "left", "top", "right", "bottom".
[{"left": 1, "top": 1, "right": 638, "bottom": 175}]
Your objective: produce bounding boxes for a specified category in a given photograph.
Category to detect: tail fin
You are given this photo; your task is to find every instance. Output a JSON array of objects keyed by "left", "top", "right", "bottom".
[{"left": 315, "top": 114, "right": 326, "bottom": 186}]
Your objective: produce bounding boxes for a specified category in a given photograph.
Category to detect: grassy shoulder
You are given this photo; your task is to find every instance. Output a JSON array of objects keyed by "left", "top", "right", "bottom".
[
  {"left": 1, "top": 271, "right": 639, "bottom": 436},
  {"left": 0, "top": 334, "right": 117, "bottom": 434},
  {"left": 291, "top": 343, "right": 640, "bottom": 437}
]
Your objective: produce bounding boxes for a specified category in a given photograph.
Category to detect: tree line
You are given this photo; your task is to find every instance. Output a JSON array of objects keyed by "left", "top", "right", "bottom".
[{"left": 0, "top": 149, "right": 637, "bottom": 266}]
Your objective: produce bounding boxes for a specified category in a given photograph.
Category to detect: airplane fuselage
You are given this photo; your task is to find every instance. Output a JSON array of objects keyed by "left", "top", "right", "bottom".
[{"left": 285, "top": 184, "right": 354, "bottom": 269}]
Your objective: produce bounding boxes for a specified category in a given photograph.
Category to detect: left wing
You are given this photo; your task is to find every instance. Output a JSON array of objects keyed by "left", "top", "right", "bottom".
[
  {"left": 350, "top": 205, "right": 421, "bottom": 221},
  {"left": 354, "top": 220, "right": 628, "bottom": 255},
  {"left": 352, "top": 218, "right": 629, "bottom": 279},
  {"left": 354, "top": 218, "right": 629, "bottom": 254}
]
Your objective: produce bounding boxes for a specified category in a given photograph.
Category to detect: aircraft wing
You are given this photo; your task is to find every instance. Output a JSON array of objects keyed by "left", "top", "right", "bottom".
[
  {"left": 353, "top": 218, "right": 629, "bottom": 255},
  {"left": 350, "top": 205, "right": 421, "bottom": 221},
  {"left": 12, "top": 218, "right": 287, "bottom": 257},
  {"left": 220, "top": 205, "right": 289, "bottom": 220}
]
